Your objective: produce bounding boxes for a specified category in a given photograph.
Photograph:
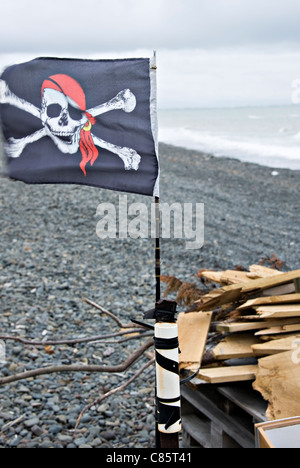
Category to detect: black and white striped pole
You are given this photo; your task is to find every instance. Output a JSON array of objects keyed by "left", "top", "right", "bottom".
[
  {"left": 155, "top": 301, "right": 181, "bottom": 448},
  {"left": 144, "top": 299, "right": 181, "bottom": 448}
]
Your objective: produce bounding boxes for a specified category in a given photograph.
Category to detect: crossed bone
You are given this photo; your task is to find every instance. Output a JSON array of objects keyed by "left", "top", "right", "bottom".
[{"left": 0, "top": 79, "right": 141, "bottom": 171}]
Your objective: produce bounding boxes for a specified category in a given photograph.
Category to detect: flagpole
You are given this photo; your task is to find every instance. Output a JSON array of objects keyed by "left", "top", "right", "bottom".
[
  {"left": 154, "top": 195, "right": 160, "bottom": 449},
  {"left": 154, "top": 199, "right": 180, "bottom": 450},
  {"left": 155, "top": 196, "right": 161, "bottom": 303}
]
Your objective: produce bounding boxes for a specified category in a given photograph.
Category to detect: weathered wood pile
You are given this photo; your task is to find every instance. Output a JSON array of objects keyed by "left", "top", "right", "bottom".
[{"left": 177, "top": 265, "right": 300, "bottom": 421}]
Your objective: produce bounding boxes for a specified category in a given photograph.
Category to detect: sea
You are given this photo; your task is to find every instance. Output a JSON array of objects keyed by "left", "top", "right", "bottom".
[{"left": 158, "top": 106, "right": 300, "bottom": 171}]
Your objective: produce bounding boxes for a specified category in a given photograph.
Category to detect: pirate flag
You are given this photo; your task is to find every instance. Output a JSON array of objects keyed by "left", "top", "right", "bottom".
[{"left": 0, "top": 57, "right": 159, "bottom": 197}]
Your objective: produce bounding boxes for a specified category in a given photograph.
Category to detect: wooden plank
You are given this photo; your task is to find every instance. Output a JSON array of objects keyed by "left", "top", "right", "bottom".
[
  {"left": 256, "top": 305, "right": 300, "bottom": 314},
  {"left": 216, "top": 322, "right": 266, "bottom": 333},
  {"left": 253, "top": 350, "right": 300, "bottom": 420},
  {"left": 220, "top": 270, "right": 253, "bottom": 284},
  {"left": 252, "top": 335, "right": 300, "bottom": 355},
  {"left": 194, "top": 287, "right": 243, "bottom": 311},
  {"left": 199, "top": 270, "right": 225, "bottom": 284},
  {"left": 182, "top": 414, "right": 211, "bottom": 448},
  {"left": 204, "top": 270, "right": 298, "bottom": 298},
  {"left": 248, "top": 265, "right": 283, "bottom": 278},
  {"left": 212, "top": 333, "right": 262, "bottom": 360},
  {"left": 238, "top": 294, "right": 300, "bottom": 311},
  {"left": 241, "top": 269, "right": 300, "bottom": 293},
  {"left": 194, "top": 269, "right": 300, "bottom": 311},
  {"left": 217, "top": 384, "right": 268, "bottom": 422},
  {"left": 294, "top": 278, "right": 300, "bottom": 294},
  {"left": 255, "top": 417, "right": 300, "bottom": 448},
  {"left": 181, "top": 386, "right": 255, "bottom": 448},
  {"left": 262, "top": 283, "right": 295, "bottom": 296},
  {"left": 178, "top": 311, "right": 212, "bottom": 371},
  {"left": 255, "top": 323, "right": 300, "bottom": 336},
  {"left": 256, "top": 304, "right": 300, "bottom": 319},
  {"left": 237, "top": 315, "right": 264, "bottom": 321},
  {"left": 256, "top": 425, "right": 275, "bottom": 448},
  {"left": 220, "top": 270, "right": 300, "bottom": 295},
  {"left": 197, "top": 365, "right": 258, "bottom": 384},
  {"left": 201, "top": 267, "right": 283, "bottom": 285},
  {"left": 216, "top": 318, "right": 300, "bottom": 334},
  {"left": 200, "top": 269, "right": 251, "bottom": 285}
]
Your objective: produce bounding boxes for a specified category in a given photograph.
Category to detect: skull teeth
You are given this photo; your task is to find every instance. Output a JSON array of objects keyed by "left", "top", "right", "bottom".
[
  {"left": 46, "top": 125, "right": 77, "bottom": 144},
  {"left": 52, "top": 132, "right": 73, "bottom": 144},
  {"left": 57, "top": 134, "right": 73, "bottom": 144}
]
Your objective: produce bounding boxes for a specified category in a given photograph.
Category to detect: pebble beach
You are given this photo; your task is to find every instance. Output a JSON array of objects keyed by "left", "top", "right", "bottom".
[{"left": 0, "top": 139, "right": 299, "bottom": 448}]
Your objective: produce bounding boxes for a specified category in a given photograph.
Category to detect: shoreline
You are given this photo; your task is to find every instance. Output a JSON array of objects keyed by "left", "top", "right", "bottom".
[{"left": 159, "top": 141, "right": 300, "bottom": 173}]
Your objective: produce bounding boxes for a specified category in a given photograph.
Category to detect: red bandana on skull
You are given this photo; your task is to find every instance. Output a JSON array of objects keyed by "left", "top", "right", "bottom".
[{"left": 41, "top": 74, "right": 98, "bottom": 176}]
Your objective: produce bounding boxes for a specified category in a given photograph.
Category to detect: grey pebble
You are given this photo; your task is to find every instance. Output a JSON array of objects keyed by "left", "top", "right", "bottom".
[
  {"left": 100, "top": 430, "right": 116, "bottom": 441},
  {"left": 24, "top": 417, "right": 40, "bottom": 428},
  {"left": 31, "top": 425, "right": 44, "bottom": 436},
  {"left": 48, "top": 424, "right": 62, "bottom": 434},
  {"left": 57, "top": 434, "right": 73, "bottom": 444}
]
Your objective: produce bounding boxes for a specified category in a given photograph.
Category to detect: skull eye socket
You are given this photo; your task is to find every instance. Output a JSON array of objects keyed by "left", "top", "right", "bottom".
[
  {"left": 47, "top": 103, "right": 62, "bottom": 118},
  {"left": 68, "top": 105, "right": 84, "bottom": 121}
]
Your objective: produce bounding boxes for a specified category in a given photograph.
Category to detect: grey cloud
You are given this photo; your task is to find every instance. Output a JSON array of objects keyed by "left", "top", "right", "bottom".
[{"left": 1, "top": 0, "right": 300, "bottom": 53}]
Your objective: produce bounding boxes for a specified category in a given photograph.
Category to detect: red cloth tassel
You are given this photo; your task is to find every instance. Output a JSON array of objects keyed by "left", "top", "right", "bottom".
[{"left": 79, "top": 113, "right": 98, "bottom": 176}]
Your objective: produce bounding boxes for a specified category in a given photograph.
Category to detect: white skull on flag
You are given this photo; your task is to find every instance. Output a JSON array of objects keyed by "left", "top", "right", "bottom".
[
  {"left": 0, "top": 74, "right": 141, "bottom": 175},
  {"left": 40, "top": 84, "right": 89, "bottom": 154}
]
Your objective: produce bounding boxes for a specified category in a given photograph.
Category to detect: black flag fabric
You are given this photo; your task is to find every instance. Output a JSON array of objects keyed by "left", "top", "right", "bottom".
[{"left": 0, "top": 57, "right": 159, "bottom": 197}]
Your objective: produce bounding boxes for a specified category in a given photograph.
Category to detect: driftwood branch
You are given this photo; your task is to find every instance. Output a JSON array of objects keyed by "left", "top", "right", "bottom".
[
  {"left": 82, "top": 297, "right": 141, "bottom": 329},
  {"left": 0, "top": 297, "right": 150, "bottom": 347},
  {"left": 0, "top": 414, "right": 26, "bottom": 434},
  {"left": 75, "top": 357, "right": 155, "bottom": 429},
  {"left": 113, "top": 331, "right": 153, "bottom": 343},
  {"left": 0, "top": 328, "right": 147, "bottom": 347},
  {"left": 0, "top": 340, "right": 153, "bottom": 386}
]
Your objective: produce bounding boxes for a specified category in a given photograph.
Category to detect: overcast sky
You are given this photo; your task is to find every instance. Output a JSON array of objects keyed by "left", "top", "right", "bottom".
[{"left": 1, "top": 0, "right": 300, "bottom": 108}]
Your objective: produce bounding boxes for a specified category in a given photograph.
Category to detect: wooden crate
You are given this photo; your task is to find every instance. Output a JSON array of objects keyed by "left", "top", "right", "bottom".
[{"left": 181, "top": 382, "right": 268, "bottom": 448}]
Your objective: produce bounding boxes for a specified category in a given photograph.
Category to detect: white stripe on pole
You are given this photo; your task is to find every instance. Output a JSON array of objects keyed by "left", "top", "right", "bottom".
[{"left": 155, "top": 322, "right": 181, "bottom": 434}]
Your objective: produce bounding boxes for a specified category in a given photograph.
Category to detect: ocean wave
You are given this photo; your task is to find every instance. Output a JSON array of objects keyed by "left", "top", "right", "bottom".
[{"left": 159, "top": 126, "right": 300, "bottom": 170}]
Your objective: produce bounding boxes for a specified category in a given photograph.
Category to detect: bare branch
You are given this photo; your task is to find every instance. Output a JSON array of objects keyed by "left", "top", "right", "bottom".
[
  {"left": 0, "top": 298, "right": 150, "bottom": 350},
  {"left": 0, "top": 328, "right": 147, "bottom": 347},
  {"left": 0, "top": 414, "right": 26, "bottom": 434},
  {"left": 0, "top": 340, "right": 153, "bottom": 386},
  {"left": 75, "top": 358, "right": 155, "bottom": 429},
  {"left": 82, "top": 297, "right": 141, "bottom": 329},
  {"left": 115, "top": 331, "right": 154, "bottom": 343}
]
